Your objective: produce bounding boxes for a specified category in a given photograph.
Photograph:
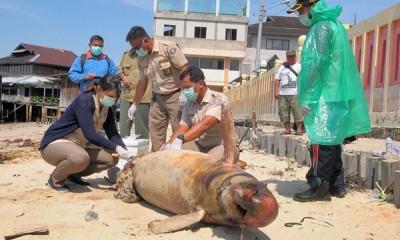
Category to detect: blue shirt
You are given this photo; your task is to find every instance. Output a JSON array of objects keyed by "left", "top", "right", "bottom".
[
  {"left": 39, "top": 92, "right": 125, "bottom": 151},
  {"left": 68, "top": 51, "right": 118, "bottom": 92}
]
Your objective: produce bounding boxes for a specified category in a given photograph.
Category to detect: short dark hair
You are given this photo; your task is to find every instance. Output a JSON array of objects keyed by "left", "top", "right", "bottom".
[
  {"left": 90, "top": 35, "right": 104, "bottom": 43},
  {"left": 126, "top": 26, "right": 148, "bottom": 42},
  {"left": 180, "top": 66, "right": 206, "bottom": 86}
]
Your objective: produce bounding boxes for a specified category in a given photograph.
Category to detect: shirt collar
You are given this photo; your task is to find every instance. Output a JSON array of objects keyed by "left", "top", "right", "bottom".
[
  {"left": 152, "top": 39, "right": 159, "bottom": 54},
  {"left": 200, "top": 88, "right": 212, "bottom": 104},
  {"left": 86, "top": 51, "right": 107, "bottom": 59}
]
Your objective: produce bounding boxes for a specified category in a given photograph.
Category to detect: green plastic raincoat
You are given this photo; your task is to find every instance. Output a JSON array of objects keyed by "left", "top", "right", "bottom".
[{"left": 298, "top": 0, "right": 371, "bottom": 145}]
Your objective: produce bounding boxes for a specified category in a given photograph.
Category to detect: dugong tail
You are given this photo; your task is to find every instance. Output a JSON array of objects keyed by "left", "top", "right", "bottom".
[{"left": 221, "top": 103, "right": 239, "bottom": 165}]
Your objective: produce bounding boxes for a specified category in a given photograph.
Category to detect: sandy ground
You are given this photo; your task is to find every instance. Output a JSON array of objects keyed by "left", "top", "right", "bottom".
[{"left": 0, "top": 123, "right": 399, "bottom": 240}]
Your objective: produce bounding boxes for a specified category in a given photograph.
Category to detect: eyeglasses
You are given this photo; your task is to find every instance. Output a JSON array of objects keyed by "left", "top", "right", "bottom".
[{"left": 132, "top": 37, "right": 146, "bottom": 51}]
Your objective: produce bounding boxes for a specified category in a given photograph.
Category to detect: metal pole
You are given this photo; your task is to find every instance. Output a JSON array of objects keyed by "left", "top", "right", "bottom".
[{"left": 255, "top": 0, "right": 265, "bottom": 75}]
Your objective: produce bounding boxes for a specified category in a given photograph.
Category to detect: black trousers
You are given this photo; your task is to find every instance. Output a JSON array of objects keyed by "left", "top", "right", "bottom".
[{"left": 306, "top": 144, "right": 344, "bottom": 190}]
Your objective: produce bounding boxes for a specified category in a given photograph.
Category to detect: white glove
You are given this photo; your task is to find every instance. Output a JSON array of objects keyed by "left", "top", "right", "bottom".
[
  {"left": 170, "top": 138, "right": 183, "bottom": 150},
  {"left": 116, "top": 146, "right": 130, "bottom": 160},
  {"left": 116, "top": 159, "right": 128, "bottom": 170},
  {"left": 160, "top": 143, "right": 171, "bottom": 151},
  {"left": 128, "top": 104, "right": 137, "bottom": 120},
  {"left": 301, "top": 105, "right": 310, "bottom": 116}
]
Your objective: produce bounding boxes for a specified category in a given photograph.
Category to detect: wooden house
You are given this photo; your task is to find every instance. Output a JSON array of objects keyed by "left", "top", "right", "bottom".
[{"left": 0, "top": 43, "right": 78, "bottom": 122}]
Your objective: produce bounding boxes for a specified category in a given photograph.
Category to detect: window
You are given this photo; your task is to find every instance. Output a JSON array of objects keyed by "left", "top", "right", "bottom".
[
  {"left": 225, "top": 29, "right": 237, "bottom": 40},
  {"left": 187, "top": 57, "right": 200, "bottom": 67},
  {"left": 266, "top": 39, "right": 289, "bottom": 50},
  {"left": 24, "top": 88, "right": 30, "bottom": 97},
  {"left": 200, "top": 58, "right": 224, "bottom": 70},
  {"left": 194, "top": 27, "right": 207, "bottom": 38},
  {"left": 229, "top": 59, "right": 240, "bottom": 71},
  {"left": 163, "top": 25, "right": 176, "bottom": 37}
]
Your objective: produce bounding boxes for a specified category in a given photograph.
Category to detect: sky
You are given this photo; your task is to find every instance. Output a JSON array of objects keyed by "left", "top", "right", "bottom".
[{"left": 0, "top": 0, "right": 399, "bottom": 63}]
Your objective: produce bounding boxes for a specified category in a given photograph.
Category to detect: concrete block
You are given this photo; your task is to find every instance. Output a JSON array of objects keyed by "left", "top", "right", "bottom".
[
  {"left": 295, "top": 144, "right": 307, "bottom": 165},
  {"left": 342, "top": 153, "right": 358, "bottom": 178},
  {"left": 274, "top": 131, "right": 281, "bottom": 156},
  {"left": 287, "top": 138, "right": 298, "bottom": 159},
  {"left": 380, "top": 160, "right": 400, "bottom": 191},
  {"left": 305, "top": 145, "right": 311, "bottom": 167},
  {"left": 365, "top": 157, "right": 383, "bottom": 189},
  {"left": 266, "top": 134, "right": 274, "bottom": 154},
  {"left": 394, "top": 170, "right": 400, "bottom": 208},
  {"left": 358, "top": 151, "right": 373, "bottom": 180},
  {"left": 373, "top": 160, "right": 383, "bottom": 189},
  {"left": 277, "top": 135, "right": 288, "bottom": 157}
]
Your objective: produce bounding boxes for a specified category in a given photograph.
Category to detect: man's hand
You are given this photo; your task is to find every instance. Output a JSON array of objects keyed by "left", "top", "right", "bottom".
[
  {"left": 121, "top": 75, "right": 132, "bottom": 88},
  {"left": 128, "top": 104, "right": 137, "bottom": 120},
  {"left": 274, "top": 93, "right": 280, "bottom": 100},
  {"left": 301, "top": 105, "right": 310, "bottom": 116},
  {"left": 85, "top": 73, "right": 96, "bottom": 80},
  {"left": 170, "top": 138, "right": 182, "bottom": 150}
]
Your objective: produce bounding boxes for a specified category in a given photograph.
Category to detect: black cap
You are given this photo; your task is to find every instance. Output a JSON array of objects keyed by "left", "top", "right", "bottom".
[{"left": 287, "top": 0, "right": 319, "bottom": 14}]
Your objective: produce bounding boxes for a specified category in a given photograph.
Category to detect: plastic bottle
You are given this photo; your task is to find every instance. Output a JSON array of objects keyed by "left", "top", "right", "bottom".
[{"left": 385, "top": 134, "right": 393, "bottom": 157}]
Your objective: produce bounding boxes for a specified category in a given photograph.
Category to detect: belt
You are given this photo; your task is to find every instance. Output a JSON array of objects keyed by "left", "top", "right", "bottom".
[{"left": 155, "top": 88, "right": 180, "bottom": 96}]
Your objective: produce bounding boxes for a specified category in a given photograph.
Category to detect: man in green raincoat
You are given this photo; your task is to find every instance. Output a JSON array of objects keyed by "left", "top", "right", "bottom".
[{"left": 287, "top": 0, "right": 371, "bottom": 202}]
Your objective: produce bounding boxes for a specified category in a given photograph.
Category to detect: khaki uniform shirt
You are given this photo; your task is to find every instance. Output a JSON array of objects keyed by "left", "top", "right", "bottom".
[
  {"left": 138, "top": 39, "right": 188, "bottom": 94},
  {"left": 180, "top": 89, "right": 229, "bottom": 148},
  {"left": 62, "top": 95, "right": 109, "bottom": 148},
  {"left": 118, "top": 50, "right": 152, "bottom": 103}
]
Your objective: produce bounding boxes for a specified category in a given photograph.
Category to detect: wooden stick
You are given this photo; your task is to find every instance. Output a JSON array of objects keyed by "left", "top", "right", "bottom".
[{"left": 4, "top": 224, "right": 49, "bottom": 239}]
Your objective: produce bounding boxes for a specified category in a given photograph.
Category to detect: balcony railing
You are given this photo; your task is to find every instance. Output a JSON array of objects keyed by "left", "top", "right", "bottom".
[{"left": 30, "top": 96, "right": 59, "bottom": 105}]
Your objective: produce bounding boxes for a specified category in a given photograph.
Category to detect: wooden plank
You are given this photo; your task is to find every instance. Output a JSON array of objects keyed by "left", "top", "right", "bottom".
[
  {"left": 394, "top": 170, "right": 400, "bottom": 208},
  {"left": 380, "top": 159, "right": 400, "bottom": 191}
]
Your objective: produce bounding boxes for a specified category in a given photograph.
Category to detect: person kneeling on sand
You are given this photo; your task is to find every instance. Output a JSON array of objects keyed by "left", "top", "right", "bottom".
[{"left": 39, "top": 75, "right": 132, "bottom": 192}]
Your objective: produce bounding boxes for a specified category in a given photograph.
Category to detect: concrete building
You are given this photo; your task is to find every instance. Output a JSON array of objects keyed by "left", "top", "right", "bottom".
[
  {"left": 153, "top": 0, "right": 250, "bottom": 90},
  {"left": 347, "top": 2, "right": 400, "bottom": 126},
  {"left": 243, "top": 16, "right": 309, "bottom": 76}
]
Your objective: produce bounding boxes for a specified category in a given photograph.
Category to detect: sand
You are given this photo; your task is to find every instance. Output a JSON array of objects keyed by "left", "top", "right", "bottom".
[{"left": 0, "top": 122, "right": 399, "bottom": 240}]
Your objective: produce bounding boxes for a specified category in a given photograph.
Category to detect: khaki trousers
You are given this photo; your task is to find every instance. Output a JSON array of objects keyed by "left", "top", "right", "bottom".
[
  {"left": 181, "top": 140, "right": 224, "bottom": 159},
  {"left": 150, "top": 91, "right": 180, "bottom": 151},
  {"left": 41, "top": 141, "right": 118, "bottom": 182},
  {"left": 119, "top": 99, "right": 150, "bottom": 139}
]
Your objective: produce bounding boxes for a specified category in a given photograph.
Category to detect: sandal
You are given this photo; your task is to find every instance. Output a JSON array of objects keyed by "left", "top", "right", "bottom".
[
  {"left": 281, "top": 131, "right": 291, "bottom": 135},
  {"left": 47, "top": 176, "right": 70, "bottom": 192},
  {"left": 295, "top": 132, "right": 303, "bottom": 135},
  {"left": 67, "top": 175, "right": 90, "bottom": 186}
]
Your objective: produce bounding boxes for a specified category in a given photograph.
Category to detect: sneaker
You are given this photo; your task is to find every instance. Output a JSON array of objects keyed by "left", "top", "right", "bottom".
[
  {"left": 330, "top": 188, "right": 346, "bottom": 198},
  {"left": 47, "top": 176, "right": 70, "bottom": 192},
  {"left": 293, "top": 181, "right": 331, "bottom": 202},
  {"left": 67, "top": 175, "right": 90, "bottom": 186}
]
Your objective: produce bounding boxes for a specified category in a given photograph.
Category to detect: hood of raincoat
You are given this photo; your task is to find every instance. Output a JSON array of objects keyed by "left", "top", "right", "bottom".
[
  {"left": 309, "top": 0, "right": 342, "bottom": 24},
  {"left": 298, "top": 0, "right": 371, "bottom": 145}
]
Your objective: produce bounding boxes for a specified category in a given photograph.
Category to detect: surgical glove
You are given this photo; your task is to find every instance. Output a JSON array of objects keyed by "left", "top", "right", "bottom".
[
  {"left": 116, "top": 146, "right": 130, "bottom": 160},
  {"left": 160, "top": 143, "right": 171, "bottom": 151},
  {"left": 128, "top": 104, "right": 137, "bottom": 120},
  {"left": 301, "top": 105, "right": 310, "bottom": 116},
  {"left": 170, "top": 138, "right": 183, "bottom": 150}
]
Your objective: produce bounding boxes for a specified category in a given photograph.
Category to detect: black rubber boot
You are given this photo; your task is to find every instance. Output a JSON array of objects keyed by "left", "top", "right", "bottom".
[
  {"left": 330, "top": 188, "right": 346, "bottom": 198},
  {"left": 293, "top": 181, "right": 331, "bottom": 202}
]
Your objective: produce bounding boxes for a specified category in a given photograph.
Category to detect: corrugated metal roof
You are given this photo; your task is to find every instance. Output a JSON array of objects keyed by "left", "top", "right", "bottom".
[
  {"left": 0, "top": 43, "right": 77, "bottom": 68},
  {"left": 248, "top": 16, "right": 310, "bottom": 36},
  {"left": 2, "top": 75, "right": 56, "bottom": 85}
]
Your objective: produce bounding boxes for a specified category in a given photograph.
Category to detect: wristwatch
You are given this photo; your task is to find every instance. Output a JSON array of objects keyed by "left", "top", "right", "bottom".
[{"left": 177, "top": 134, "right": 185, "bottom": 143}]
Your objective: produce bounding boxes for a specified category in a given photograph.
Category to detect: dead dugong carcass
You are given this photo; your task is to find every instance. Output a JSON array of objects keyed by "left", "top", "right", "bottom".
[{"left": 115, "top": 105, "right": 278, "bottom": 234}]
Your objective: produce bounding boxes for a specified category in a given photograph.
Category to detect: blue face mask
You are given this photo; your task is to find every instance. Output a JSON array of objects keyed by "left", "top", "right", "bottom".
[
  {"left": 183, "top": 87, "right": 198, "bottom": 102},
  {"left": 91, "top": 46, "right": 103, "bottom": 56},
  {"left": 136, "top": 48, "right": 148, "bottom": 57},
  {"left": 299, "top": 14, "right": 312, "bottom": 26},
  {"left": 100, "top": 95, "right": 116, "bottom": 107}
]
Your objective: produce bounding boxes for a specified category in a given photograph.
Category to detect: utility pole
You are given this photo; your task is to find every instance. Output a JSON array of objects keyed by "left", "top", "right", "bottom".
[{"left": 255, "top": 0, "right": 265, "bottom": 75}]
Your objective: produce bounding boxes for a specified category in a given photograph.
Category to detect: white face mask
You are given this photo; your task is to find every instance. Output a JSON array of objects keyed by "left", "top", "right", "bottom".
[{"left": 299, "top": 14, "right": 312, "bottom": 26}]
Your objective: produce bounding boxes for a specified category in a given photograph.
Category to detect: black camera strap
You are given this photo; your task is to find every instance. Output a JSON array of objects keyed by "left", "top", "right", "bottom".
[{"left": 283, "top": 62, "right": 298, "bottom": 77}]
